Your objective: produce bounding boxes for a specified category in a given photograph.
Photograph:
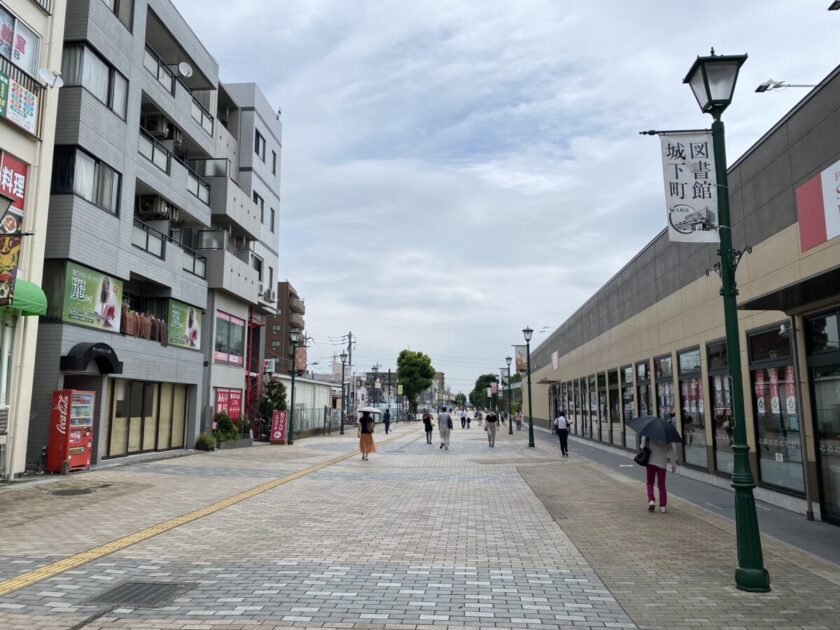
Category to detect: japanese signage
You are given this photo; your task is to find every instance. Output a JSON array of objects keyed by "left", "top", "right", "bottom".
[
  {"left": 215, "top": 388, "right": 242, "bottom": 421},
  {"left": 795, "top": 157, "right": 840, "bottom": 252},
  {"left": 0, "top": 234, "right": 21, "bottom": 305},
  {"left": 62, "top": 262, "right": 123, "bottom": 331},
  {"left": 168, "top": 299, "right": 202, "bottom": 350},
  {"left": 0, "top": 71, "right": 38, "bottom": 135},
  {"left": 0, "top": 150, "right": 28, "bottom": 234},
  {"left": 397, "top": 384, "right": 403, "bottom": 395},
  {"left": 270, "top": 409, "right": 288, "bottom": 444},
  {"left": 263, "top": 358, "right": 275, "bottom": 374},
  {"left": 660, "top": 131, "right": 719, "bottom": 243},
  {"left": 514, "top": 345, "right": 527, "bottom": 374}
]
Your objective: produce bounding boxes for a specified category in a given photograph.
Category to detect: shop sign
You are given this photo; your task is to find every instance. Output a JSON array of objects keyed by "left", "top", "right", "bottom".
[
  {"left": 270, "top": 409, "right": 287, "bottom": 444},
  {"left": 168, "top": 299, "right": 202, "bottom": 350},
  {"left": 215, "top": 388, "right": 242, "bottom": 420},
  {"left": 62, "top": 262, "right": 123, "bottom": 331},
  {"left": 0, "top": 150, "right": 28, "bottom": 235},
  {"left": 397, "top": 384, "right": 403, "bottom": 395},
  {"left": 263, "top": 358, "right": 275, "bottom": 374},
  {"left": 796, "top": 156, "right": 840, "bottom": 252},
  {"left": 659, "top": 131, "right": 719, "bottom": 243},
  {"left": 514, "top": 345, "right": 527, "bottom": 374},
  {"left": 0, "top": 234, "right": 21, "bottom": 305},
  {"left": 0, "top": 71, "right": 38, "bottom": 135}
]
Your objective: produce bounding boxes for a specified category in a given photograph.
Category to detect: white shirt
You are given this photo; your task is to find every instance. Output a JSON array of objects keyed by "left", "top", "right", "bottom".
[{"left": 554, "top": 415, "right": 569, "bottom": 430}]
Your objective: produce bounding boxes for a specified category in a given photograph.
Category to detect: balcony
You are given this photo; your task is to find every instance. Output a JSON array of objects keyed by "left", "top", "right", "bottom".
[
  {"left": 132, "top": 218, "right": 165, "bottom": 258},
  {"left": 201, "top": 248, "right": 259, "bottom": 304},
  {"left": 205, "top": 173, "right": 261, "bottom": 240},
  {"left": 138, "top": 128, "right": 170, "bottom": 173},
  {"left": 289, "top": 296, "right": 305, "bottom": 315},
  {"left": 131, "top": 218, "right": 206, "bottom": 279},
  {"left": 289, "top": 312, "right": 305, "bottom": 330}
]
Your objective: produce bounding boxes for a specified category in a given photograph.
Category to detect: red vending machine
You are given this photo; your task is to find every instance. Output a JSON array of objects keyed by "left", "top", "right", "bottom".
[{"left": 46, "top": 389, "right": 96, "bottom": 474}]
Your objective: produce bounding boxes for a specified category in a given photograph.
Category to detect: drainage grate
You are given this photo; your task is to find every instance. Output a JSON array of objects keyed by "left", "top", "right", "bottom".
[
  {"left": 87, "top": 581, "right": 194, "bottom": 608},
  {"left": 50, "top": 488, "right": 94, "bottom": 496}
]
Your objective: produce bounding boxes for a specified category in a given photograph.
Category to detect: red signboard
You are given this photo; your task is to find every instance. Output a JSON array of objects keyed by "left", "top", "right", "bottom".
[
  {"left": 270, "top": 409, "right": 288, "bottom": 444},
  {"left": 215, "top": 388, "right": 242, "bottom": 420}
]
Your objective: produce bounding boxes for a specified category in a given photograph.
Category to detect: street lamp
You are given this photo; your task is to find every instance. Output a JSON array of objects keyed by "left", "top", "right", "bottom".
[
  {"left": 684, "top": 50, "right": 770, "bottom": 593},
  {"left": 339, "top": 350, "right": 348, "bottom": 435},
  {"left": 754, "top": 79, "right": 816, "bottom": 93},
  {"left": 523, "top": 326, "right": 534, "bottom": 447},
  {"left": 505, "top": 356, "right": 513, "bottom": 435},
  {"left": 288, "top": 329, "right": 300, "bottom": 445}
]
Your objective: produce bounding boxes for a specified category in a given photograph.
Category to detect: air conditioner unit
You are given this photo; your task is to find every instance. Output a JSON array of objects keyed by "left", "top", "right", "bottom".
[
  {"left": 170, "top": 207, "right": 180, "bottom": 222},
  {"left": 171, "top": 127, "right": 183, "bottom": 145},
  {"left": 138, "top": 195, "right": 171, "bottom": 218},
  {"left": 258, "top": 282, "right": 265, "bottom": 296},
  {"left": 269, "top": 289, "right": 277, "bottom": 302},
  {"left": 144, "top": 115, "right": 171, "bottom": 139}
]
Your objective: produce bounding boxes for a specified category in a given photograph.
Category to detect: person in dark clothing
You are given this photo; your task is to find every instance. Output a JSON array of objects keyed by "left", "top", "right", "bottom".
[
  {"left": 383, "top": 408, "right": 391, "bottom": 434},
  {"left": 358, "top": 412, "right": 376, "bottom": 461},
  {"left": 554, "top": 410, "right": 570, "bottom": 456},
  {"left": 485, "top": 410, "right": 498, "bottom": 447},
  {"left": 422, "top": 410, "right": 433, "bottom": 444}
]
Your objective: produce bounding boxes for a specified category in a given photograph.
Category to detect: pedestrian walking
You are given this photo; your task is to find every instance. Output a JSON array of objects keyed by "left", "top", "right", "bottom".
[
  {"left": 460, "top": 409, "right": 467, "bottom": 429},
  {"left": 515, "top": 410, "right": 523, "bottom": 431},
  {"left": 554, "top": 410, "right": 570, "bottom": 456},
  {"left": 485, "top": 409, "right": 498, "bottom": 447},
  {"left": 422, "top": 410, "right": 434, "bottom": 444},
  {"left": 383, "top": 408, "right": 391, "bottom": 434},
  {"left": 358, "top": 411, "right": 376, "bottom": 461},
  {"left": 642, "top": 436, "right": 676, "bottom": 512},
  {"left": 438, "top": 407, "right": 452, "bottom": 450},
  {"left": 466, "top": 411, "right": 471, "bottom": 429}
]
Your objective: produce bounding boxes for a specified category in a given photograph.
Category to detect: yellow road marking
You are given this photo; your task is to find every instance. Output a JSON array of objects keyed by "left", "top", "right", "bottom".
[{"left": 0, "top": 431, "right": 406, "bottom": 597}]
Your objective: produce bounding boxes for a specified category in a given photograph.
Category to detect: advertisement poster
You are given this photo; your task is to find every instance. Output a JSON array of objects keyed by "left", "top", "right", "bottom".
[
  {"left": 215, "top": 388, "right": 242, "bottom": 421},
  {"left": 660, "top": 131, "right": 719, "bottom": 243},
  {"left": 784, "top": 366, "right": 797, "bottom": 414},
  {"left": 514, "top": 345, "right": 527, "bottom": 374},
  {"left": 754, "top": 370, "right": 766, "bottom": 415},
  {"left": 270, "top": 409, "right": 288, "bottom": 444},
  {"left": 768, "top": 368, "right": 780, "bottom": 415},
  {"left": 63, "top": 262, "right": 123, "bottom": 331},
  {"left": 796, "top": 156, "right": 840, "bottom": 252},
  {"left": 168, "top": 299, "right": 202, "bottom": 350},
  {"left": 0, "top": 150, "right": 28, "bottom": 235},
  {"left": 0, "top": 235, "right": 21, "bottom": 305}
]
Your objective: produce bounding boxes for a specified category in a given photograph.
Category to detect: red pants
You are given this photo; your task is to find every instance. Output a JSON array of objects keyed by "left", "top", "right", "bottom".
[{"left": 646, "top": 464, "right": 667, "bottom": 507}]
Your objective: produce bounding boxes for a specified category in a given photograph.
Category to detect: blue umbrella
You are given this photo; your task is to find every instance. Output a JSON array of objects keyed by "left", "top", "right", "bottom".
[{"left": 625, "top": 415, "right": 682, "bottom": 443}]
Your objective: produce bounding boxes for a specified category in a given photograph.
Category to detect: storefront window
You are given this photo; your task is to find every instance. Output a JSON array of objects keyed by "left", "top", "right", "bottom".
[
  {"left": 108, "top": 379, "right": 187, "bottom": 458},
  {"left": 636, "top": 360, "right": 650, "bottom": 417},
  {"left": 707, "top": 340, "right": 734, "bottom": 474},
  {"left": 588, "top": 374, "right": 597, "bottom": 440},
  {"left": 749, "top": 327, "right": 804, "bottom": 493},
  {"left": 679, "top": 348, "right": 706, "bottom": 469},
  {"left": 597, "top": 373, "right": 607, "bottom": 442},
  {"left": 807, "top": 313, "right": 839, "bottom": 354},
  {"left": 621, "top": 365, "right": 634, "bottom": 447},
  {"left": 608, "top": 370, "right": 619, "bottom": 445},
  {"left": 654, "top": 354, "right": 675, "bottom": 419},
  {"left": 214, "top": 311, "right": 245, "bottom": 366}
]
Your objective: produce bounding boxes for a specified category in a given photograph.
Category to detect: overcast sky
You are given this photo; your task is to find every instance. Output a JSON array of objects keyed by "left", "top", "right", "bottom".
[{"left": 176, "top": 0, "right": 838, "bottom": 394}]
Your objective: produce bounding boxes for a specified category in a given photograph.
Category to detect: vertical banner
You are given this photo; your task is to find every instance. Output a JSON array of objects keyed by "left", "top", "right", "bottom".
[
  {"left": 0, "top": 234, "right": 21, "bottom": 305},
  {"left": 768, "top": 368, "right": 780, "bottom": 415},
  {"left": 491, "top": 382, "right": 498, "bottom": 395},
  {"left": 551, "top": 350, "right": 559, "bottom": 370},
  {"left": 295, "top": 345, "right": 307, "bottom": 372},
  {"left": 270, "top": 410, "right": 288, "bottom": 444},
  {"left": 784, "top": 366, "right": 796, "bottom": 414},
  {"left": 514, "top": 345, "right": 527, "bottom": 374},
  {"left": 754, "top": 370, "right": 766, "bottom": 415},
  {"left": 660, "top": 131, "right": 719, "bottom": 243}
]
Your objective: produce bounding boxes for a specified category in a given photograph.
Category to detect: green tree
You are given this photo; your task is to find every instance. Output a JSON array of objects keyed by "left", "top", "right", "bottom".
[
  {"left": 454, "top": 393, "right": 467, "bottom": 407},
  {"left": 259, "top": 379, "right": 287, "bottom": 422},
  {"left": 469, "top": 373, "right": 498, "bottom": 409},
  {"left": 396, "top": 350, "right": 436, "bottom": 411}
]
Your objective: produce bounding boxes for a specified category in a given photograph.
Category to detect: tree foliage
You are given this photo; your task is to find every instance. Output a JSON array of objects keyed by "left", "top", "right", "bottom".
[
  {"left": 396, "top": 350, "right": 436, "bottom": 411},
  {"left": 259, "top": 379, "right": 287, "bottom": 421},
  {"left": 454, "top": 393, "right": 467, "bottom": 407},
  {"left": 469, "top": 373, "right": 498, "bottom": 409}
]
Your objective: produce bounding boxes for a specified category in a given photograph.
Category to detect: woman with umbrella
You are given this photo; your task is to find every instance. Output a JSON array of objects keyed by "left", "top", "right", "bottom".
[
  {"left": 358, "top": 409, "right": 377, "bottom": 461},
  {"left": 626, "top": 415, "right": 680, "bottom": 513}
]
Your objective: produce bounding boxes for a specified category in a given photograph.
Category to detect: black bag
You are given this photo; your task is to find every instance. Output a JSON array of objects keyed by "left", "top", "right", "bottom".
[
  {"left": 634, "top": 446, "right": 651, "bottom": 466},
  {"left": 447, "top": 417, "right": 453, "bottom": 430}
]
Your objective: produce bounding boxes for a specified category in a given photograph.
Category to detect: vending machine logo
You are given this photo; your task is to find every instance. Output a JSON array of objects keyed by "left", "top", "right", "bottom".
[{"left": 54, "top": 393, "right": 69, "bottom": 435}]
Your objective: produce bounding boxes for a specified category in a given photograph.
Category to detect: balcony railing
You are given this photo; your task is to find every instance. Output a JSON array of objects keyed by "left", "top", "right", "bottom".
[
  {"left": 143, "top": 45, "right": 175, "bottom": 94},
  {"left": 187, "top": 168, "right": 210, "bottom": 204},
  {"left": 138, "top": 128, "right": 171, "bottom": 173},
  {"left": 132, "top": 218, "right": 165, "bottom": 259},
  {"left": 0, "top": 55, "right": 45, "bottom": 137},
  {"left": 190, "top": 95, "right": 214, "bottom": 135},
  {"left": 181, "top": 245, "right": 206, "bottom": 279}
]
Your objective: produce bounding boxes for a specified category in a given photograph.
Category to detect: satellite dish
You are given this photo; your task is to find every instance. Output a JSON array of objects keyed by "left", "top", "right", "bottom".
[
  {"left": 39, "top": 68, "right": 63, "bottom": 88},
  {"left": 177, "top": 62, "right": 193, "bottom": 78}
]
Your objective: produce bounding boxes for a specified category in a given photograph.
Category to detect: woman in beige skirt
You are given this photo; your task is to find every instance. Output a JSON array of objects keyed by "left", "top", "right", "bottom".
[{"left": 358, "top": 411, "right": 376, "bottom": 461}]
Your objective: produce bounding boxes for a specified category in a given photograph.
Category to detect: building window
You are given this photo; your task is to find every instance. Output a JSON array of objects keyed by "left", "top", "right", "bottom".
[
  {"left": 271, "top": 340, "right": 280, "bottom": 349},
  {"left": 678, "top": 348, "right": 706, "bottom": 469},
  {"left": 214, "top": 311, "right": 245, "bottom": 366},
  {"left": 707, "top": 340, "right": 733, "bottom": 475},
  {"left": 272, "top": 150, "right": 277, "bottom": 174},
  {"left": 635, "top": 360, "right": 651, "bottom": 418},
  {"left": 254, "top": 130, "right": 265, "bottom": 161},
  {"left": 62, "top": 44, "right": 128, "bottom": 118},
  {"left": 654, "top": 354, "right": 674, "bottom": 418},
  {"left": 0, "top": 6, "right": 41, "bottom": 76},
  {"left": 101, "top": 0, "right": 133, "bottom": 30},
  {"left": 253, "top": 192, "right": 264, "bottom": 222},
  {"left": 251, "top": 254, "right": 263, "bottom": 282},
  {"left": 51, "top": 146, "right": 121, "bottom": 215},
  {"left": 268, "top": 266, "right": 274, "bottom": 290},
  {"left": 107, "top": 380, "right": 186, "bottom": 458},
  {"left": 607, "top": 370, "right": 619, "bottom": 445},
  {"left": 620, "top": 365, "right": 634, "bottom": 447},
  {"left": 271, "top": 324, "right": 281, "bottom": 333},
  {"left": 748, "top": 326, "right": 804, "bottom": 494},
  {"left": 269, "top": 207, "right": 275, "bottom": 232}
]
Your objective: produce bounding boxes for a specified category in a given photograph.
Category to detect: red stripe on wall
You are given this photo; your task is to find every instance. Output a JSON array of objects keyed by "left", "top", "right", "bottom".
[{"left": 796, "top": 174, "right": 827, "bottom": 252}]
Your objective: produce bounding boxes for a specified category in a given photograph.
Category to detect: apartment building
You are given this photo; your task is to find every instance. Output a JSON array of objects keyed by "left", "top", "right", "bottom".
[
  {"left": 0, "top": 0, "right": 65, "bottom": 479},
  {"left": 265, "top": 280, "right": 305, "bottom": 375},
  {"left": 27, "top": 0, "right": 279, "bottom": 467}
]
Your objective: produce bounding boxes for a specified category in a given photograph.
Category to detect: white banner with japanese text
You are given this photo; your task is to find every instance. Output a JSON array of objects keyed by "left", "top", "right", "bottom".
[{"left": 660, "top": 131, "right": 719, "bottom": 243}]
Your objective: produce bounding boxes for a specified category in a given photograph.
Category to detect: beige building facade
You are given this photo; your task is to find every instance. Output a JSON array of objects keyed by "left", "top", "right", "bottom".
[{"left": 527, "top": 64, "right": 840, "bottom": 525}]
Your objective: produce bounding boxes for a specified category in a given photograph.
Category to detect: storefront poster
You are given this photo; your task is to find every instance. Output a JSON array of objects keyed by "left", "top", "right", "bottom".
[
  {"left": 754, "top": 370, "right": 766, "bottom": 415},
  {"left": 768, "top": 369, "right": 780, "bottom": 415},
  {"left": 62, "top": 262, "right": 123, "bottom": 331},
  {"left": 660, "top": 131, "right": 719, "bottom": 243},
  {"left": 0, "top": 234, "right": 21, "bottom": 305},
  {"left": 784, "top": 366, "right": 797, "bottom": 415},
  {"left": 215, "top": 388, "right": 242, "bottom": 420},
  {"left": 270, "top": 409, "right": 287, "bottom": 444},
  {"left": 168, "top": 299, "right": 202, "bottom": 350}
]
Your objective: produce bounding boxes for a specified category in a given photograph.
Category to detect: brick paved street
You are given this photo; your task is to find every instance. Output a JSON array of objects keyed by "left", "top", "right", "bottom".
[{"left": 0, "top": 421, "right": 838, "bottom": 629}]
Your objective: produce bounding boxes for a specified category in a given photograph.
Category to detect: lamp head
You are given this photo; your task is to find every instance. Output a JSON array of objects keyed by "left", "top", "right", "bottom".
[
  {"left": 290, "top": 329, "right": 300, "bottom": 344},
  {"left": 505, "top": 355, "right": 512, "bottom": 367},
  {"left": 339, "top": 350, "right": 348, "bottom": 363},
  {"left": 683, "top": 49, "right": 747, "bottom": 117},
  {"left": 522, "top": 326, "right": 533, "bottom": 342}
]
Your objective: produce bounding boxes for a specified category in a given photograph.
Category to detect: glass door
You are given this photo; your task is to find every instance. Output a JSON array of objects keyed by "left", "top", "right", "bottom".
[{"left": 812, "top": 366, "right": 840, "bottom": 524}]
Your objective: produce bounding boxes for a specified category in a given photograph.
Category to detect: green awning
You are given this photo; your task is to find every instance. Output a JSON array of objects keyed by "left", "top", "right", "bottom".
[{"left": 10, "top": 279, "right": 47, "bottom": 316}]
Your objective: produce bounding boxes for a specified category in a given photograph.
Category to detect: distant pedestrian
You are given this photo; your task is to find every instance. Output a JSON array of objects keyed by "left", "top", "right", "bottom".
[
  {"left": 422, "top": 410, "right": 433, "bottom": 444},
  {"left": 485, "top": 409, "right": 498, "bottom": 447},
  {"left": 383, "top": 408, "right": 391, "bottom": 434},
  {"left": 554, "top": 410, "right": 570, "bottom": 456},
  {"left": 358, "top": 411, "right": 376, "bottom": 461},
  {"left": 466, "top": 411, "right": 471, "bottom": 429},
  {"left": 643, "top": 436, "right": 676, "bottom": 513},
  {"left": 515, "top": 411, "right": 523, "bottom": 431},
  {"left": 460, "top": 409, "right": 467, "bottom": 429},
  {"left": 438, "top": 407, "right": 452, "bottom": 450}
]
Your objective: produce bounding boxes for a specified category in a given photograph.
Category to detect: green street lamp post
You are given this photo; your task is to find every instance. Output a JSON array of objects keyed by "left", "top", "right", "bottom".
[
  {"left": 288, "top": 329, "right": 300, "bottom": 445},
  {"left": 505, "top": 356, "right": 513, "bottom": 435},
  {"left": 684, "top": 50, "right": 769, "bottom": 592},
  {"left": 523, "top": 326, "right": 535, "bottom": 447},
  {"left": 339, "top": 350, "right": 348, "bottom": 435}
]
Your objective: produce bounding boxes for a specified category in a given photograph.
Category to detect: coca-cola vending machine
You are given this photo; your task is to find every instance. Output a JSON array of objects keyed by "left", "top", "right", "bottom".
[{"left": 46, "top": 389, "right": 96, "bottom": 474}]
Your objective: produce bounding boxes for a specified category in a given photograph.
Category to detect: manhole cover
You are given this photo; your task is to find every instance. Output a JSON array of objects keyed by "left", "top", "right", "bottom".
[
  {"left": 87, "top": 582, "right": 194, "bottom": 608},
  {"left": 50, "top": 488, "right": 94, "bottom": 496}
]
